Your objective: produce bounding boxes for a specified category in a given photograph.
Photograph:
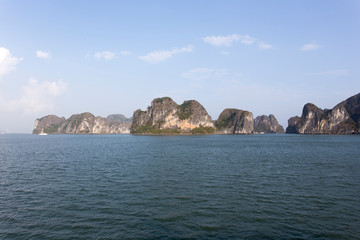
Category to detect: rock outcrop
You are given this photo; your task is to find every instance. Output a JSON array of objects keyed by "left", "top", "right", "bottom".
[
  {"left": 33, "top": 96, "right": 288, "bottom": 135},
  {"left": 33, "top": 113, "right": 132, "bottom": 134},
  {"left": 215, "top": 109, "right": 254, "bottom": 134},
  {"left": 286, "top": 92, "right": 360, "bottom": 134},
  {"left": 131, "top": 97, "right": 215, "bottom": 134},
  {"left": 254, "top": 114, "right": 284, "bottom": 133},
  {"left": 33, "top": 115, "right": 67, "bottom": 134}
]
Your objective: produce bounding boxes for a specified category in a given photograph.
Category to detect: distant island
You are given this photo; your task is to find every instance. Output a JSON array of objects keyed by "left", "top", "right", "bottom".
[
  {"left": 33, "top": 113, "right": 132, "bottom": 134},
  {"left": 33, "top": 97, "right": 284, "bottom": 135},
  {"left": 286, "top": 92, "right": 359, "bottom": 134},
  {"left": 130, "top": 97, "right": 283, "bottom": 134},
  {"left": 33, "top": 92, "right": 359, "bottom": 135}
]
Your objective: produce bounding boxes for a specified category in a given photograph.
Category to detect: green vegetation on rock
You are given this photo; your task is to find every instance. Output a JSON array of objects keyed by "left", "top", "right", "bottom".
[
  {"left": 132, "top": 125, "right": 180, "bottom": 134},
  {"left": 131, "top": 120, "right": 180, "bottom": 134},
  {"left": 321, "top": 109, "right": 332, "bottom": 121},
  {"left": 177, "top": 101, "right": 193, "bottom": 120},
  {"left": 44, "top": 125, "right": 60, "bottom": 134},
  {"left": 216, "top": 115, "right": 231, "bottom": 129},
  {"left": 153, "top": 97, "right": 172, "bottom": 104},
  {"left": 253, "top": 126, "right": 263, "bottom": 133},
  {"left": 190, "top": 125, "right": 215, "bottom": 134}
]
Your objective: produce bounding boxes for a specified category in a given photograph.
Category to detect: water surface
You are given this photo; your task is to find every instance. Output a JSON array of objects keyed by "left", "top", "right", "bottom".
[{"left": 0, "top": 134, "right": 359, "bottom": 239}]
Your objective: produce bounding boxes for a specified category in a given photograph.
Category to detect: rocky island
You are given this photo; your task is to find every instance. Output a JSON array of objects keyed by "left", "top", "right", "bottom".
[
  {"left": 130, "top": 97, "right": 283, "bottom": 135},
  {"left": 254, "top": 114, "right": 285, "bottom": 133},
  {"left": 215, "top": 109, "right": 254, "bottom": 134},
  {"left": 33, "top": 96, "right": 285, "bottom": 135},
  {"left": 131, "top": 97, "right": 215, "bottom": 134},
  {"left": 286, "top": 92, "right": 360, "bottom": 134},
  {"left": 33, "top": 113, "right": 132, "bottom": 134}
]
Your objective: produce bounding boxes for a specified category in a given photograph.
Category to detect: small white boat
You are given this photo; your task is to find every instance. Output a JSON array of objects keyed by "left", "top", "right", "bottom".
[{"left": 39, "top": 129, "right": 48, "bottom": 135}]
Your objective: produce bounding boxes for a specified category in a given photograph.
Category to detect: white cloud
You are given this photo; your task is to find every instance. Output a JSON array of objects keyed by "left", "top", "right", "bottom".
[
  {"left": 36, "top": 50, "right": 51, "bottom": 59},
  {"left": 258, "top": 41, "right": 273, "bottom": 49},
  {"left": 90, "top": 50, "right": 131, "bottom": 60},
  {"left": 0, "top": 47, "right": 23, "bottom": 80},
  {"left": 239, "top": 35, "right": 256, "bottom": 45},
  {"left": 203, "top": 34, "right": 271, "bottom": 50},
  {"left": 182, "top": 68, "right": 214, "bottom": 80},
  {"left": 9, "top": 78, "right": 67, "bottom": 114},
  {"left": 300, "top": 43, "right": 321, "bottom": 51},
  {"left": 203, "top": 34, "right": 241, "bottom": 47},
  {"left": 119, "top": 51, "right": 131, "bottom": 56},
  {"left": 139, "top": 45, "right": 193, "bottom": 63},
  {"left": 220, "top": 51, "right": 230, "bottom": 55},
  {"left": 214, "top": 68, "right": 229, "bottom": 78},
  {"left": 94, "top": 51, "right": 116, "bottom": 61}
]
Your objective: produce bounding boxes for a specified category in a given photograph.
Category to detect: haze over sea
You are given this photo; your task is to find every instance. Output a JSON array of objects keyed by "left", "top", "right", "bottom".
[{"left": 1, "top": 134, "right": 359, "bottom": 239}]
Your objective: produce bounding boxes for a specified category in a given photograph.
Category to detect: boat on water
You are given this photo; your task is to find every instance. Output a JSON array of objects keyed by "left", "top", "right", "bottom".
[{"left": 39, "top": 129, "right": 48, "bottom": 135}]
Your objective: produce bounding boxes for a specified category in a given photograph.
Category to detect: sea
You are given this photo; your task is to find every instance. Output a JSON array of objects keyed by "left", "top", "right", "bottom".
[{"left": 0, "top": 134, "right": 359, "bottom": 239}]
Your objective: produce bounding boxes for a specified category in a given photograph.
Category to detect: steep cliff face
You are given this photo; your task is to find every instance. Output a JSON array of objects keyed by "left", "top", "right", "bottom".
[
  {"left": 33, "top": 115, "right": 67, "bottom": 134},
  {"left": 215, "top": 109, "right": 254, "bottom": 134},
  {"left": 58, "top": 112, "right": 96, "bottom": 134},
  {"left": 33, "top": 113, "right": 132, "bottom": 134},
  {"left": 131, "top": 97, "right": 215, "bottom": 134},
  {"left": 254, "top": 114, "right": 284, "bottom": 133},
  {"left": 286, "top": 93, "right": 360, "bottom": 134}
]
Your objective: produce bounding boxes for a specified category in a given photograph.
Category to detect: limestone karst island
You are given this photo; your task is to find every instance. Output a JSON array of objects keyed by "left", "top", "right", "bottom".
[{"left": 33, "top": 92, "right": 360, "bottom": 135}]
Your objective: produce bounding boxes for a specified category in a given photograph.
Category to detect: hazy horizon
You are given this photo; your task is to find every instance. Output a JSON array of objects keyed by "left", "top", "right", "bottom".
[{"left": 1, "top": 0, "right": 359, "bottom": 133}]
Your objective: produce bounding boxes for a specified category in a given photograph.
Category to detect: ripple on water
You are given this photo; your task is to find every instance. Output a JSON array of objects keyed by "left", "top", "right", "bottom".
[{"left": 0, "top": 134, "right": 360, "bottom": 239}]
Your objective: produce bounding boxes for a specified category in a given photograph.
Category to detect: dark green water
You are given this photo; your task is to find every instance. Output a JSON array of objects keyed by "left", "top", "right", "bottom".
[{"left": 0, "top": 134, "right": 359, "bottom": 239}]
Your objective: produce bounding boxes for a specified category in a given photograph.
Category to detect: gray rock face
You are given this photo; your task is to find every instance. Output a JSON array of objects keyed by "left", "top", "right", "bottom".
[
  {"left": 106, "top": 114, "right": 131, "bottom": 123},
  {"left": 33, "top": 115, "right": 66, "bottom": 134},
  {"left": 131, "top": 97, "right": 215, "bottom": 134},
  {"left": 215, "top": 108, "right": 254, "bottom": 134},
  {"left": 33, "top": 112, "right": 132, "bottom": 134},
  {"left": 286, "top": 92, "right": 360, "bottom": 134},
  {"left": 254, "top": 114, "right": 284, "bottom": 133}
]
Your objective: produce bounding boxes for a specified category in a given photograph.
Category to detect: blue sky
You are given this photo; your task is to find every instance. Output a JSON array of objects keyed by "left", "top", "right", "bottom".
[{"left": 0, "top": 0, "right": 359, "bottom": 133}]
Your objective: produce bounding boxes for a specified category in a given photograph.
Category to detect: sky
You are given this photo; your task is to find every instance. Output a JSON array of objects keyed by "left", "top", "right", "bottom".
[{"left": 0, "top": 0, "right": 359, "bottom": 133}]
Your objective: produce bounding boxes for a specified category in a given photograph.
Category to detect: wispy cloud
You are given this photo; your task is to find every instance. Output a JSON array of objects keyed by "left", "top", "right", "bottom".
[
  {"left": 8, "top": 78, "right": 67, "bottom": 114},
  {"left": 214, "top": 69, "right": 230, "bottom": 79},
  {"left": 220, "top": 51, "right": 230, "bottom": 55},
  {"left": 119, "top": 51, "right": 131, "bottom": 56},
  {"left": 139, "top": 45, "right": 193, "bottom": 63},
  {"left": 257, "top": 41, "right": 273, "bottom": 49},
  {"left": 182, "top": 68, "right": 214, "bottom": 80},
  {"left": 203, "top": 34, "right": 272, "bottom": 50},
  {"left": 309, "top": 69, "right": 348, "bottom": 76},
  {"left": 203, "top": 34, "right": 240, "bottom": 47},
  {"left": 36, "top": 50, "right": 51, "bottom": 59},
  {"left": 94, "top": 51, "right": 116, "bottom": 61},
  {"left": 0, "top": 47, "right": 23, "bottom": 81},
  {"left": 239, "top": 35, "right": 257, "bottom": 45},
  {"left": 203, "top": 34, "right": 255, "bottom": 47},
  {"left": 300, "top": 43, "right": 321, "bottom": 51},
  {"left": 89, "top": 50, "right": 131, "bottom": 60}
]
